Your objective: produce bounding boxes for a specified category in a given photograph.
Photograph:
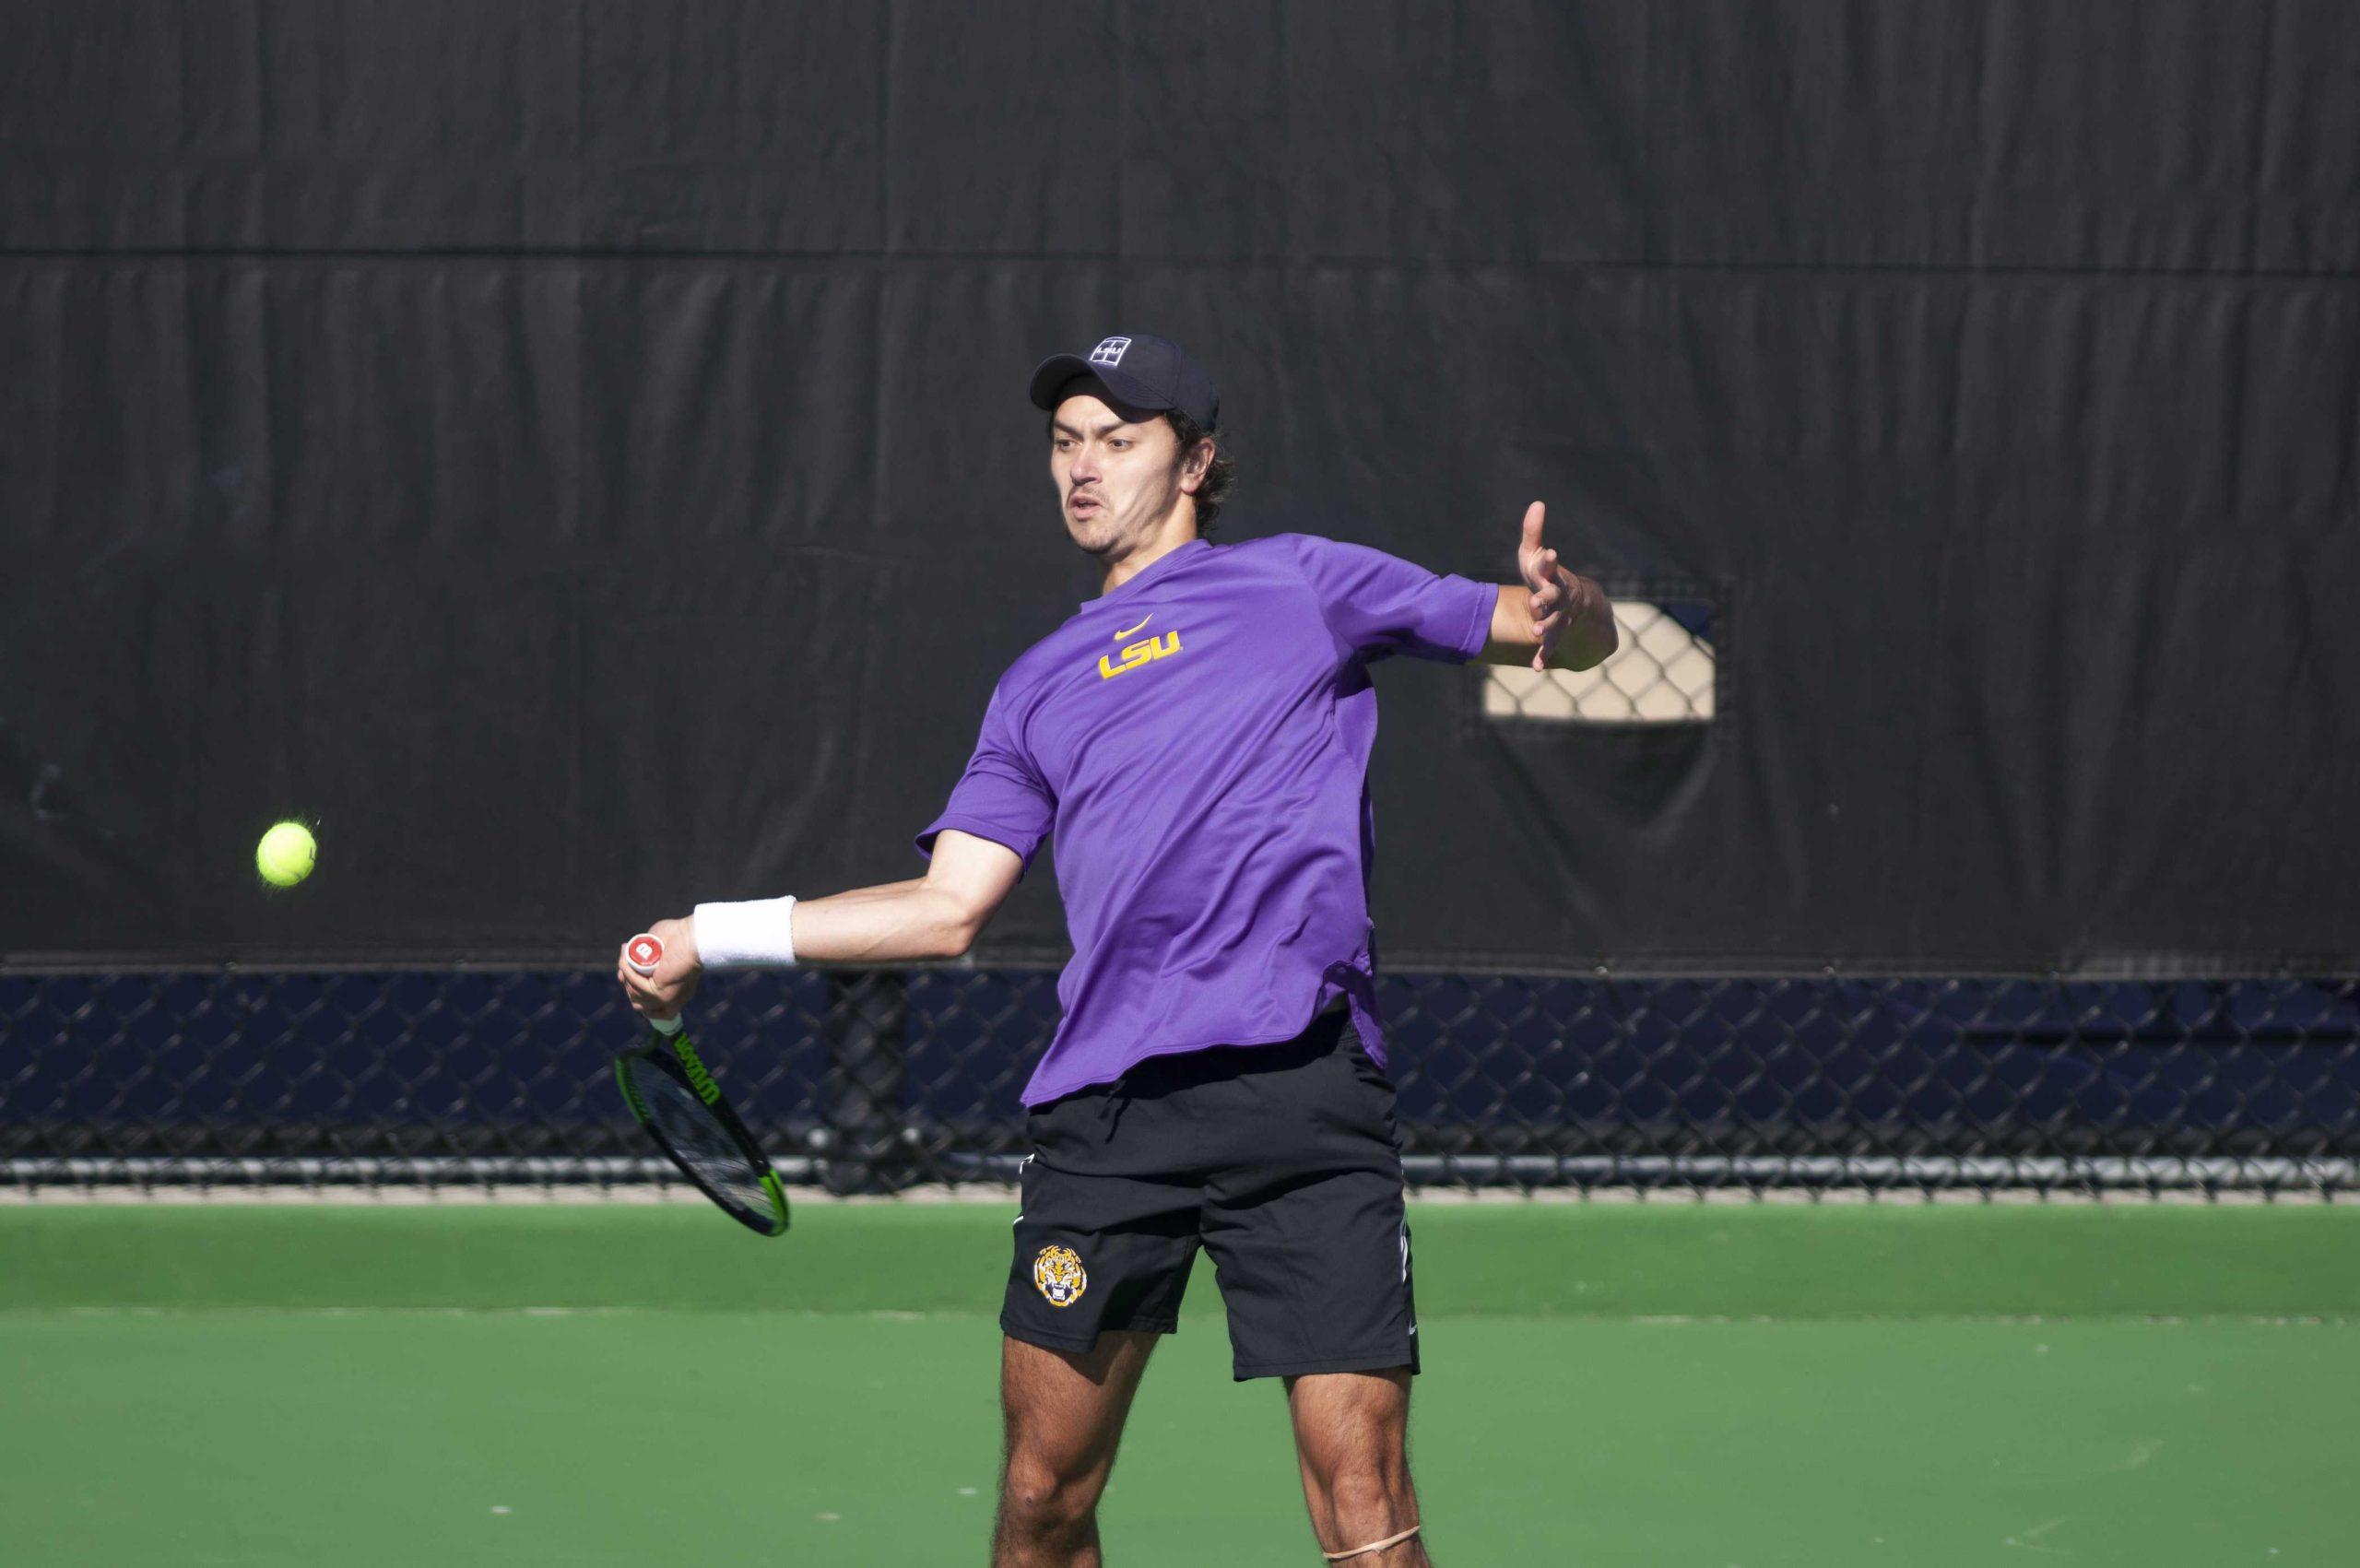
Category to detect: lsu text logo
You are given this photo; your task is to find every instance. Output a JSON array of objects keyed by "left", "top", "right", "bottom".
[
  {"left": 1099, "top": 630, "right": 1181, "bottom": 679},
  {"left": 1032, "top": 1244, "right": 1088, "bottom": 1307}
]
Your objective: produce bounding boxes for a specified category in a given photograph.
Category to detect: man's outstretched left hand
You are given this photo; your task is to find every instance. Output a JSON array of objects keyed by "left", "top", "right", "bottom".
[{"left": 1516, "top": 501, "right": 1572, "bottom": 673}]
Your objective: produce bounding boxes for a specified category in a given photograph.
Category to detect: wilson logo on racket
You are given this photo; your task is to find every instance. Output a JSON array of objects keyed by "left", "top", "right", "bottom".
[
  {"left": 1032, "top": 1244, "right": 1088, "bottom": 1307},
  {"left": 1098, "top": 630, "right": 1181, "bottom": 680},
  {"left": 675, "top": 1040, "right": 724, "bottom": 1107},
  {"left": 626, "top": 935, "right": 663, "bottom": 970}
]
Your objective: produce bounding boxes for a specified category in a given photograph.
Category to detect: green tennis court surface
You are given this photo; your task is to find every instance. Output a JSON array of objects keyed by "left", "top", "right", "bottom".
[{"left": 6, "top": 1203, "right": 2355, "bottom": 1566}]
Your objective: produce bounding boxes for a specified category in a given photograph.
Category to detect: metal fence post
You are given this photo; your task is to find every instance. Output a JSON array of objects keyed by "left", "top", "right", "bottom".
[{"left": 819, "top": 971, "right": 910, "bottom": 1195}]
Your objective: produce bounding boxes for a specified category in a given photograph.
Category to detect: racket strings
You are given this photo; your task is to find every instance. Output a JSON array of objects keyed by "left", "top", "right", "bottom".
[{"left": 633, "top": 1064, "right": 774, "bottom": 1220}]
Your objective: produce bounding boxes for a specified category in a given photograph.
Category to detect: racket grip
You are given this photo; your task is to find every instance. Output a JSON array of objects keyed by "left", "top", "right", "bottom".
[{"left": 624, "top": 932, "right": 688, "bottom": 1036}]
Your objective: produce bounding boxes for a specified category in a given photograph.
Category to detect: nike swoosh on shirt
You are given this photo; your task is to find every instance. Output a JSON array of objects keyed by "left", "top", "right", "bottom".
[{"left": 1113, "top": 613, "right": 1153, "bottom": 640}]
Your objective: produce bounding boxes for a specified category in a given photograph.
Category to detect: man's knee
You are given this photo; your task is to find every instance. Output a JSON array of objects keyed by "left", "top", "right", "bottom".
[
  {"left": 996, "top": 1453, "right": 1103, "bottom": 1546},
  {"left": 1310, "top": 1454, "right": 1414, "bottom": 1517},
  {"left": 1329, "top": 1457, "right": 1410, "bottom": 1506}
]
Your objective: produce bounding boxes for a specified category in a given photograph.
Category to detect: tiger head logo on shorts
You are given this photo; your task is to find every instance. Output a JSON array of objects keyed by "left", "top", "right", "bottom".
[{"left": 1032, "top": 1244, "right": 1088, "bottom": 1308}]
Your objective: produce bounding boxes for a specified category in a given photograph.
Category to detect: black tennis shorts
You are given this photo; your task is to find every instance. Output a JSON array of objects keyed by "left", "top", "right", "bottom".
[{"left": 1002, "top": 1003, "right": 1420, "bottom": 1381}]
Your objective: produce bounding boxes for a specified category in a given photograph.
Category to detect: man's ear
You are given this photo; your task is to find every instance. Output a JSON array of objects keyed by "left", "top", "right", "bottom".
[{"left": 1179, "top": 438, "right": 1215, "bottom": 494}]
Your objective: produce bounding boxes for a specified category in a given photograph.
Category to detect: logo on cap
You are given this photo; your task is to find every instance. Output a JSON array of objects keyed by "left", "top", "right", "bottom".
[{"left": 1088, "top": 336, "right": 1131, "bottom": 366}]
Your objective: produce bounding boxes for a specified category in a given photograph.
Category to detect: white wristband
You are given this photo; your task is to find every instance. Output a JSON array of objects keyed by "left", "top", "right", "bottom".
[{"left": 690, "top": 895, "right": 798, "bottom": 969}]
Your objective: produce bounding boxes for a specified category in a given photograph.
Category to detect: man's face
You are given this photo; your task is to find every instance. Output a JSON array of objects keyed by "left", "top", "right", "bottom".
[{"left": 1049, "top": 388, "right": 1191, "bottom": 555}]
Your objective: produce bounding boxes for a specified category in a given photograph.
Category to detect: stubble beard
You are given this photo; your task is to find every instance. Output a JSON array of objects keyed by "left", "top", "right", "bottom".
[
  {"left": 1063, "top": 475, "right": 1182, "bottom": 562},
  {"left": 1064, "top": 497, "right": 1127, "bottom": 560}
]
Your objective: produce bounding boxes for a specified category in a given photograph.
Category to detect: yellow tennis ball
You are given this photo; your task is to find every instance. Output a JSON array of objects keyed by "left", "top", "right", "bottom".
[{"left": 255, "top": 821, "right": 317, "bottom": 888}]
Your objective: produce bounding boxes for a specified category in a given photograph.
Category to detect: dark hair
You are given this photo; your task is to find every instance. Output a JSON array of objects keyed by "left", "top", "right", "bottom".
[{"left": 1163, "top": 410, "right": 1235, "bottom": 536}]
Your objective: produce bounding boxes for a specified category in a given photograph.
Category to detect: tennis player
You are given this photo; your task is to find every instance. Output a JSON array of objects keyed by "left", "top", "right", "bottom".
[{"left": 620, "top": 332, "right": 1615, "bottom": 1566}]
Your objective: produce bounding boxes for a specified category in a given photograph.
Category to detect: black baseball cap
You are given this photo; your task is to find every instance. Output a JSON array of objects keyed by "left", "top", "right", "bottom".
[{"left": 1029, "top": 333, "right": 1219, "bottom": 430}]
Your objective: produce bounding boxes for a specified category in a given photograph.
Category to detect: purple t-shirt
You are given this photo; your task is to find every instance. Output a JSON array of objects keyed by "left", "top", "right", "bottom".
[{"left": 914, "top": 532, "right": 1496, "bottom": 1106}]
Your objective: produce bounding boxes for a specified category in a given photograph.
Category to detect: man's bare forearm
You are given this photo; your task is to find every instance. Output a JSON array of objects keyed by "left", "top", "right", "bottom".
[
  {"left": 1480, "top": 576, "right": 1617, "bottom": 670},
  {"left": 784, "top": 878, "right": 976, "bottom": 964},
  {"left": 621, "top": 835, "right": 1022, "bottom": 1017}
]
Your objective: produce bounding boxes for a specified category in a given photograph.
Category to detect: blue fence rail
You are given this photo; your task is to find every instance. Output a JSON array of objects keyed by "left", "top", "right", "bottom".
[{"left": 5, "top": 972, "right": 2355, "bottom": 1197}]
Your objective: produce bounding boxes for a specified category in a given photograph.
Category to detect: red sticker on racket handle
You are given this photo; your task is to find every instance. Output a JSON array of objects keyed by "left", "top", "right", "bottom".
[{"left": 625, "top": 933, "right": 665, "bottom": 975}]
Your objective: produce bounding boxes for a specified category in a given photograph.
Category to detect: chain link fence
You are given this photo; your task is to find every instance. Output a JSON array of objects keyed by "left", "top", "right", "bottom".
[
  {"left": 1482, "top": 599, "right": 1717, "bottom": 724},
  {"left": 5, "top": 970, "right": 2354, "bottom": 1198}
]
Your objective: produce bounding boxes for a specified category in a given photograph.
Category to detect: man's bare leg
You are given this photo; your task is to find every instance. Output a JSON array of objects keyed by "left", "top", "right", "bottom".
[
  {"left": 992, "top": 1330, "right": 1159, "bottom": 1567},
  {"left": 1286, "top": 1368, "right": 1431, "bottom": 1565}
]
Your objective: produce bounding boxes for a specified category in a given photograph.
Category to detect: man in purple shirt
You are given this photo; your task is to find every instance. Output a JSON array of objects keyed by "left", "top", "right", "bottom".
[{"left": 621, "top": 334, "right": 1616, "bottom": 1566}]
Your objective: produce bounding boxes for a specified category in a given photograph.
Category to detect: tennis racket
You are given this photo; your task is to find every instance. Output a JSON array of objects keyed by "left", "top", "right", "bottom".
[{"left": 616, "top": 933, "right": 790, "bottom": 1237}]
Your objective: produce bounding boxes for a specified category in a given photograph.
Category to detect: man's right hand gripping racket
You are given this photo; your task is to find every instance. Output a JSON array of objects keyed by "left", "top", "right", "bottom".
[{"left": 616, "top": 934, "right": 790, "bottom": 1237}]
